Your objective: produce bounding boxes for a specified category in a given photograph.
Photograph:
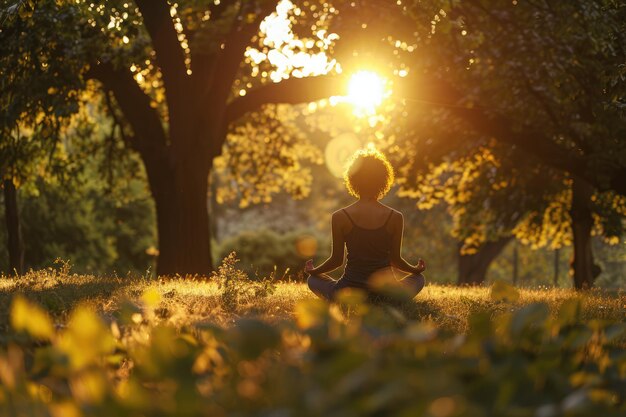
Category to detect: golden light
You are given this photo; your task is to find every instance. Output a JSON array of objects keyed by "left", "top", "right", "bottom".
[
  {"left": 324, "top": 133, "right": 361, "bottom": 177},
  {"left": 295, "top": 234, "right": 318, "bottom": 258},
  {"left": 346, "top": 71, "right": 388, "bottom": 115},
  {"left": 245, "top": 0, "right": 339, "bottom": 82}
]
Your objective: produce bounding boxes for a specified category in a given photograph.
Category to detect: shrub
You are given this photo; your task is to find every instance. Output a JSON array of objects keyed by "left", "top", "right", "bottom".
[
  {"left": 213, "top": 252, "right": 276, "bottom": 312},
  {"left": 215, "top": 229, "right": 327, "bottom": 280}
]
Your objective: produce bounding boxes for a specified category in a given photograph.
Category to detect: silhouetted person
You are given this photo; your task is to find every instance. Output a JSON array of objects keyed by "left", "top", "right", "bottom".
[{"left": 305, "top": 148, "right": 426, "bottom": 301}]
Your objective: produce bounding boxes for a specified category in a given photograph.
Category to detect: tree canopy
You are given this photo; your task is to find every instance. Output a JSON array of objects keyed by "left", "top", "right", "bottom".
[{"left": 1, "top": 0, "right": 624, "bottom": 286}]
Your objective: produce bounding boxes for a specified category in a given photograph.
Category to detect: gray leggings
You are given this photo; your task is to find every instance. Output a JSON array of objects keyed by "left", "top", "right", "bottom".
[{"left": 307, "top": 272, "right": 425, "bottom": 301}]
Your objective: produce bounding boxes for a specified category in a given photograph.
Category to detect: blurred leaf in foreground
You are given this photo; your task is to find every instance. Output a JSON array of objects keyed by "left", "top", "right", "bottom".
[
  {"left": 58, "top": 305, "right": 115, "bottom": 370},
  {"left": 229, "top": 319, "right": 281, "bottom": 360},
  {"left": 10, "top": 296, "right": 55, "bottom": 340},
  {"left": 558, "top": 298, "right": 583, "bottom": 325},
  {"left": 490, "top": 280, "right": 520, "bottom": 303},
  {"left": 141, "top": 287, "right": 161, "bottom": 308},
  {"left": 295, "top": 299, "right": 329, "bottom": 329}
]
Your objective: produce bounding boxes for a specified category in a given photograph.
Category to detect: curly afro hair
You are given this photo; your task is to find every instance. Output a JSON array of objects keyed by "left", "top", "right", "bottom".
[{"left": 344, "top": 148, "right": 394, "bottom": 200}]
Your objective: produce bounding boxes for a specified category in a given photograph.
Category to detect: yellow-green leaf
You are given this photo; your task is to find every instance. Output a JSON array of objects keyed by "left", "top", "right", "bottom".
[
  {"left": 490, "top": 280, "right": 520, "bottom": 303},
  {"left": 141, "top": 287, "right": 161, "bottom": 308},
  {"left": 10, "top": 296, "right": 55, "bottom": 340}
]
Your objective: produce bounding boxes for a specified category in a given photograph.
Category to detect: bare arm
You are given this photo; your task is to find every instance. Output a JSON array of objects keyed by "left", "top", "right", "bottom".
[
  {"left": 389, "top": 212, "right": 426, "bottom": 275},
  {"left": 307, "top": 212, "right": 345, "bottom": 275}
]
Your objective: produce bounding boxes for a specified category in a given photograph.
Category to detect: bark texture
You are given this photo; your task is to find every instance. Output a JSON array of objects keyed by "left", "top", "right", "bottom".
[
  {"left": 3, "top": 179, "right": 24, "bottom": 275},
  {"left": 457, "top": 237, "right": 512, "bottom": 285},
  {"left": 83, "top": 1, "right": 625, "bottom": 276},
  {"left": 569, "top": 177, "right": 600, "bottom": 290}
]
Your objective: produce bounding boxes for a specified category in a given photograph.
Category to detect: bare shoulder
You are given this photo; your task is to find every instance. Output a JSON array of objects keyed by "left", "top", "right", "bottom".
[
  {"left": 380, "top": 204, "right": 402, "bottom": 218},
  {"left": 331, "top": 209, "right": 351, "bottom": 235},
  {"left": 386, "top": 207, "right": 404, "bottom": 229},
  {"left": 331, "top": 209, "right": 349, "bottom": 224}
]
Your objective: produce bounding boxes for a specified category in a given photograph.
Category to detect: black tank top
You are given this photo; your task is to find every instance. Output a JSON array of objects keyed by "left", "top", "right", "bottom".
[{"left": 339, "top": 208, "right": 394, "bottom": 288}]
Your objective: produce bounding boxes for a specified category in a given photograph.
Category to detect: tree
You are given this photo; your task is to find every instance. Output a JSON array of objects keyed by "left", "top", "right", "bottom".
[
  {"left": 3, "top": 0, "right": 411, "bottom": 275},
  {"left": 4, "top": 0, "right": 624, "bottom": 283},
  {"left": 383, "top": 0, "right": 626, "bottom": 288},
  {"left": 1, "top": 0, "right": 84, "bottom": 274},
  {"left": 393, "top": 0, "right": 626, "bottom": 194},
  {"left": 7, "top": 0, "right": 428, "bottom": 276}
]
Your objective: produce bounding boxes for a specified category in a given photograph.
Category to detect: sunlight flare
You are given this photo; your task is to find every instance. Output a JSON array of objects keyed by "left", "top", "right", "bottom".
[
  {"left": 324, "top": 133, "right": 361, "bottom": 178},
  {"left": 346, "top": 71, "right": 388, "bottom": 115}
]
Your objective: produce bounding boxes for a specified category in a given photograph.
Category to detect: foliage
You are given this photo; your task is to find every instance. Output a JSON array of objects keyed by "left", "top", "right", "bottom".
[
  {"left": 2, "top": 0, "right": 624, "bottom": 282},
  {"left": 213, "top": 104, "right": 324, "bottom": 208},
  {"left": 387, "top": 0, "right": 626, "bottom": 253},
  {"left": 0, "top": 174, "right": 156, "bottom": 275},
  {"left": 0, "top": 275, "right": 624, "bottom": 416},
  {"left": 0, "top": 0, "right": 89, "bottom": 184},
  {"left": 0, "top": 0, "right": 373, "bottom": 274},
  {"left": 397, "top": 0, "right": 626, "bottom": 177},
  {"left": 1, "top": 0, "right": 156, "bottom": 273},
  {"left": 212, "top": 252, "right": 276, "bottom": 313},
  {"left": 216, "top": 229, "right": 325, "bottom": 280}
]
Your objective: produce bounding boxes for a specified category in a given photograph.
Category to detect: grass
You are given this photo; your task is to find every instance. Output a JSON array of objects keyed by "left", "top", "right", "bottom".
[
  {"left": 1, "top": 265, "right": 623, "bottom": 335},
  {"left": 1, "top": 261, "right": 625, "bottom": 416}
]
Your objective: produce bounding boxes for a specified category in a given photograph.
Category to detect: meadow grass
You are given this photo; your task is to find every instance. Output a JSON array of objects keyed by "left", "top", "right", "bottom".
[
  {"left": 1, "top": 265, "right": 623, "bottom": 335},
  {"left": 1, "top": 262, "right": 625, "bottom": 416}
]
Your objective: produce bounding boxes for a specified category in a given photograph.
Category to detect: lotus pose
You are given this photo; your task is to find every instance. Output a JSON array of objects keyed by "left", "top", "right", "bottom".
[{"left": 305, "top": 148, "right": 426, "bottom": 301}]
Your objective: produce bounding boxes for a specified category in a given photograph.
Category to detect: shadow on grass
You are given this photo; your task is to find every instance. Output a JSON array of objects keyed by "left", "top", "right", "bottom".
[{"left": 0, "top": 279, "right": 134, "bottom": 332}]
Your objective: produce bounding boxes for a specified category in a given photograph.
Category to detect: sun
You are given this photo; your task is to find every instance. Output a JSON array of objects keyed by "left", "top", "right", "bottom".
[{"left": 346, "top": 70, "right": 387, "bottom": 115}]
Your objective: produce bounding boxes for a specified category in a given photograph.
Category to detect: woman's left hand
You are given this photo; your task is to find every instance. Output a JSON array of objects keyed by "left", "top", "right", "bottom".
[
  {"left": 305, "top": 259, "right": 315, "bottom": 274},
  {"left": 415, "top": 259, "right": 426, "bottom": 274}
]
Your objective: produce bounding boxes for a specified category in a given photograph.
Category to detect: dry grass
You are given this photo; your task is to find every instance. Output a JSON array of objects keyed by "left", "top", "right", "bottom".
[
  {"left": 1, "top": 267, "right": 623, "bottom": 335},
  {"left": 1, "top": 268, "right": 624, "bottom": 416}
]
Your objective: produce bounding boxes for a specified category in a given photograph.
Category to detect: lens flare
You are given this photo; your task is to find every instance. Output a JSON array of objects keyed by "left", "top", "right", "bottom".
[
  {"left": 346, "top": 70, "right": 387, "bottom": 115},
  {"left": 324, "top": 133, "right": 361, "bottom": 177},
  {"left": 295, "top": 235, "right": 318, "bottom": 258}
]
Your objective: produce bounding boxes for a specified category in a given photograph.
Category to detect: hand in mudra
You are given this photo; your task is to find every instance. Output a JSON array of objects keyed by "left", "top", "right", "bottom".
[
  {"left": 415, "top": 259, "right": 426, "bottom": 274},
  {"left": 305, "top": 259, "right": 314, "bottom": 274}
]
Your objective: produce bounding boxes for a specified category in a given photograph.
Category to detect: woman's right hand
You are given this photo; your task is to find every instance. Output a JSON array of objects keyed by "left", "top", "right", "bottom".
[
  {"left": 414, "top": 259, "right": 426, "bottom": 274},
  {"left": 305, "top": 259, "right": 314, "bottom": 274}
]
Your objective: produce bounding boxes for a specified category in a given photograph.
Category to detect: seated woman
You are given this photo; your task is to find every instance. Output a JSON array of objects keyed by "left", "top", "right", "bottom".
[{"left": 305, "top": 148, "right": 426, "bottom": 301}]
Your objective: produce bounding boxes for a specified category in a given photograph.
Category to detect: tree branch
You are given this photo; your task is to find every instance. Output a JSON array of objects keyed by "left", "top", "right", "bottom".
[
  {"left": 104, "top": 90, "right": 132, "bottom": 148},
  {"left": 189, "top": 3, "right": 275, "bottom": 160},
  {"left": 399, "top": 73, "right": 626, "bottom": 196},
  {"left": 208, "top": 2, "right": 274, "bottom": 106},
  {"left": 188, "top": 0, "right": 232, "bottom": 87},
  {"left": 85, "top": 62, "right": 168, "bottom": 159},
  {"left": 135, "top": 0, "right": 189, "bottom": 125},
  {"left": 224, "top": 74, "right": 345, "bottom": 126}
]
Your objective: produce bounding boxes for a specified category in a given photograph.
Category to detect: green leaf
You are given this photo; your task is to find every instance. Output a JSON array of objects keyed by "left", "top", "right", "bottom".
[
  {"left": 229, "top": 318, "right": 281, "bottom": 360},
  {"left": 557, "top": 298, "right": 582, "bottom": 325},
  {"left": 490, "top": 280, "right": 520, "bottom": 303},
  {"left": 10, "top": 295, "right": 55, "bottom": 340},
  {"left": 510, "top": 303, "right": 550, "bottom": 339}
]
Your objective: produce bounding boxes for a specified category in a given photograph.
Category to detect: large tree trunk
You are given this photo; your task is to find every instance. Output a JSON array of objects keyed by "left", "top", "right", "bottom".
[
  {"left": 457, "top": 237, "right": 512, "bottom": 285},
  {"left": 3, "top": 179, "right": 24, "bottom": 275},
  {"left": 569, "top": 177, "right": 598, "bottom": 290},
  {"left": 155, "top": 162, "right": 213, "bottom": 275},
  {"left": 553, "top": 249, "right": 560, "bottom": 287},
  {"left": 89, "top": 1, "right": 346, "bottom": 277},
  {"left": 147, "top": 157, "right": 213, "bottom": 277}
]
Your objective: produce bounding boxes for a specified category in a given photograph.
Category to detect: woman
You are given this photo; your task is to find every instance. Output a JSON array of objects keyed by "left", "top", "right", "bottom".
[{"left": 305, "top": 148, "right": 426, "bottom": 301}]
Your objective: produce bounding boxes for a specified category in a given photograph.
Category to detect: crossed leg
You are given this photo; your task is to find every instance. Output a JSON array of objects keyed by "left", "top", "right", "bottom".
[
  {"left": 307, "top": 272, "right": 425, "bottom": 301},
  {"left": 307, "top": 273, "right": 337, "bottom": 301},
  {"left": 397, "top": 273, "right": 426, "bottom": 298}
]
